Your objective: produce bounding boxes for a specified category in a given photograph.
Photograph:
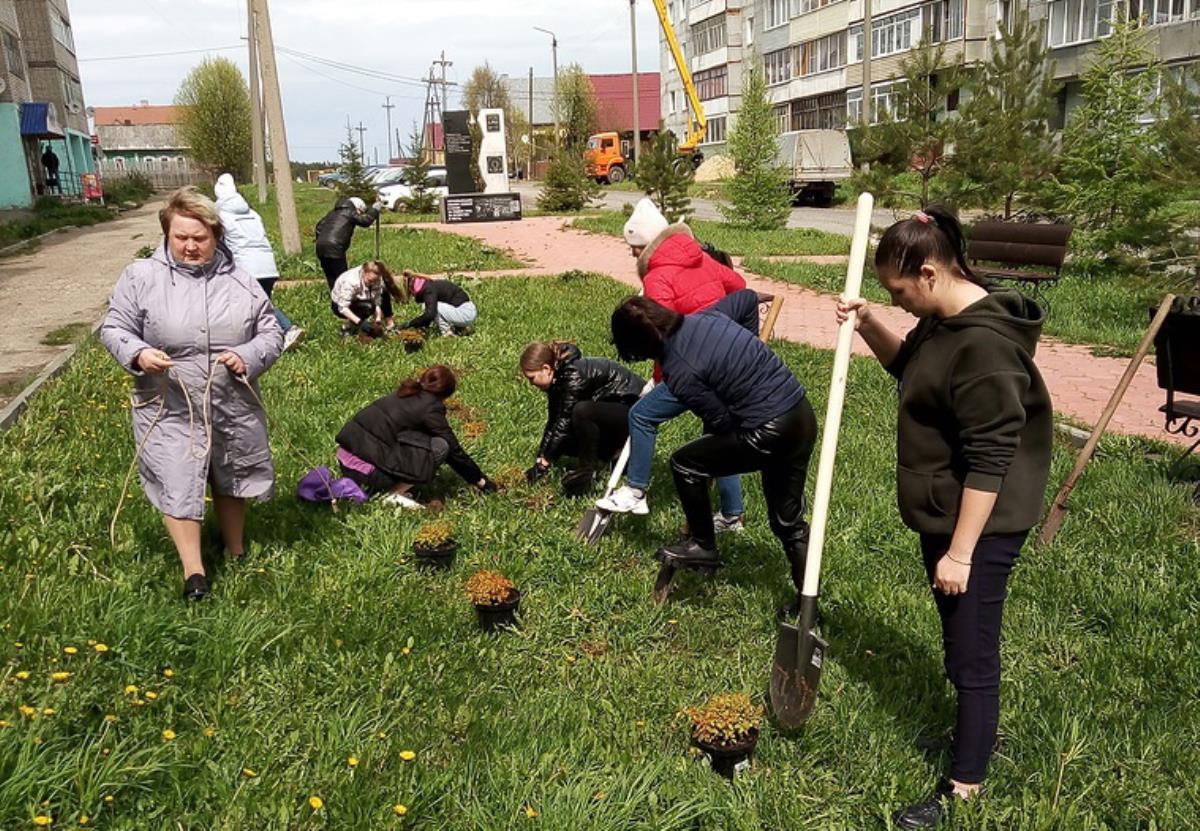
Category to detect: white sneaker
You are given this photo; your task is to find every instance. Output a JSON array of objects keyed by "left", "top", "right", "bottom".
[
  {"left": 379, "top": 492, "right": 423, "bottom": 510},
  {"left": 713, "top": 512, "right": 745, "bottom": 533},
  {"left": 596, "top": 485, "right": 649, "bottom": 515},
  {"left": 283, "top": 327, "right": 306, "bottom": 352}
]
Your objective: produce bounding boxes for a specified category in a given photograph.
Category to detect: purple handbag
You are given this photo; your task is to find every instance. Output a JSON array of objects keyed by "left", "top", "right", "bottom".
[{"left": 296, "top": 466, "right": 368, "bottom": 505}]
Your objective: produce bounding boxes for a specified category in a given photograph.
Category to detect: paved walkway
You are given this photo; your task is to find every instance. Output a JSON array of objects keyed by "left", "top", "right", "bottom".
[{"left": 417, "top": 216, "right": 1175, "bottom": 445}]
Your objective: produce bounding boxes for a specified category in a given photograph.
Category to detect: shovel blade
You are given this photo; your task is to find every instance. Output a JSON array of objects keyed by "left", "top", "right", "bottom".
[
  {"left": 770, "top": 596, "right": 827, "bottom": 731},
  {"left": 575, "top": 508, "right": 612, "bottom": 544},
  {"left": 652, "top": 561, "right": 677, "bottom": 604}
]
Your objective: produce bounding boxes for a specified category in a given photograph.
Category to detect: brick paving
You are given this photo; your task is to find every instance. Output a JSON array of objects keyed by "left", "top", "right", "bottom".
[{"left": 405, "top": 216, "right": 1177, "bottom": 445}]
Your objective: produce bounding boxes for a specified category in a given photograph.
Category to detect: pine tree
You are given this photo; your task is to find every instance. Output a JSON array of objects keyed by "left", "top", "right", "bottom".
[
  {"left": 1155, "top": 65, "right": 1200, "bottom": 282},
  {"left": 721, "top": 61, "right": 791, "bottom": 230},
  {"left": 948, "top": 9, "right": 1059, "bottom": 217},
  {"left": 634, "top": 131, "right": 694, "bottom": 223},
  {"left": 400, "top": 125, "right": 437, "bottom": 214},
  {"left": 335, "top": 125, "right": 377, "bottom": 203},
  {"left": 537, "top": 146, "right": 600, "bottom": 212}
]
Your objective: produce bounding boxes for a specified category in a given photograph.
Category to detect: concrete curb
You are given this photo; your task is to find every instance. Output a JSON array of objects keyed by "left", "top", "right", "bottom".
[
  {"left": 0, "top": 318, "right": 103, "bottom": 432},
  {"left": 0, "top": 224, "right": 79, "bottom": 257}
]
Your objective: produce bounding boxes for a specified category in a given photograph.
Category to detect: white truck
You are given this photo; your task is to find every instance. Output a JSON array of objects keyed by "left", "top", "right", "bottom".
[{"left": 775, "top": 129, "right": 854, "bottom": 207}]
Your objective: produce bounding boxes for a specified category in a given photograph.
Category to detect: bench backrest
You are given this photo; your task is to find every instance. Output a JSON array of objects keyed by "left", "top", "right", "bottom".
[
  {"left": 1155, "top": 301, "right": 1200, "bottom": 397},
  {"left": 967, "top": 222, "right": 1073, "bottom": 270}
]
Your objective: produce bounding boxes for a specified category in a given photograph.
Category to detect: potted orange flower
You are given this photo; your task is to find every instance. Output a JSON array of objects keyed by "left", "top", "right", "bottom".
[
  {"left": 413, "top": 520, "right": 457, "bottom": 570},
  {"left": 464, "top": 570, "right": 520, "bottom": 631},
  {"left": 397, "top": 328, "right": 425, "bottom": 354},
  {"left": 684, "top": 693, "right": 764, "bottom": 779}
]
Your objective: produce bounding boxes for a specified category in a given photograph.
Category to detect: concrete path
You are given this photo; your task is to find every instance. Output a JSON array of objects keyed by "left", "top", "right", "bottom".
[
  {"left": 423, "top": 215, "right": 1177, "bottom": 445},
  {"left": 0, "top": 201, "right": 164, "bottom": 410}
]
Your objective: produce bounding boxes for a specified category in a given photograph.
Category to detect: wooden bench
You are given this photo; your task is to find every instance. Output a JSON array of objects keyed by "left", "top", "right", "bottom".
[
  {"left": 1153, "top": 299, "right": 1200, "bottom": 481},
  {"left": 966, "top": 221, "right": 1073, "bottom": 310}
]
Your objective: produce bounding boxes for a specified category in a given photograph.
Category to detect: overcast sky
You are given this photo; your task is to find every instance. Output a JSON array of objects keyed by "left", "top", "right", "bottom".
[{"left": 74, "top": 0, "right": 663, "bottom": 163}]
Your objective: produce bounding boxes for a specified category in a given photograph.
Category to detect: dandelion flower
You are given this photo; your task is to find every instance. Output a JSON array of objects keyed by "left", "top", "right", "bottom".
[
  {"left": 15, "top": 671, "right": 30, "bottom": 681},
  {"left": 14, "top": 642, "right": 22, "bottom": 649},
  {"left": 64, "top": 646, "right": 78, "bottom": 655},
  {"left": 19, "top": 705, "right": 35, "bottom": 717},
  {"left": 103, "top": 795, "right": 114, "bottom": 804},
  {"left": 93, "top": 643, "right": 109, "bottom": 654},
  {"left": 78, "top": 815, "right": 90, "bottom": 825},
  {"left": 308, "top": 796, "right": 324, "bottom": 811},
  {"left": 87, "top": 640, "right": 97, "bottom": 646},
  {"left": 144, "top": 692, "right": 158, "bottom": 701},
  {"left": 347, "top": 756, "right": 359, "bottom": 767},
  {"left": 161, "top": 729, "right": 176, "bottom": 741},
  {"left": 524, "top": 805, "right": 539, "bottom": 818},
  {"left": 202, "top": 726, "right": 215, "bottom": 738},
  {"left": 131, "top": 699, "right": 145, "bottom": 707},
  {"left": 41, "top": 708, "right": 56, "bottom": 717},
  {"left": 123, "top": 685, "right": 138, "bottom": 695},
  {"left": 51, "top": 671, "right": 71, "bottom": 683},
  {"left": 162, "top": 669, "right": 174, "bottom": 679},
  {"left": 103, "top": 714, "right": 118, "bottom": 724},
  {"left": 33, "top": 815, "right": 52, "bottom": 826},
  {"left": 0, "top": 720, "right": 10, "bottom": 728},
  {"left": 241, "top": 768, "right": 257, "bottom": 778},
  {"left": 401, "top": 647, "right": 411, "bottom": 656},
  {"left": 399, "top": 750, "right": 416, "bottom": 761},
  {"left": 393, "top": 804, "right": 408, "bottom": 816}
]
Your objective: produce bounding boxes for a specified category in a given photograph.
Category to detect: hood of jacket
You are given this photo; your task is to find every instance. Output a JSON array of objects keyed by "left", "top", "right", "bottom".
[
  {"left": 215, "top": 174, "right": 250, "bottom": 215},
  {"left": 637, "top": 224, "right": 697, "bottom": 279},
  {"left": 941, "top": 286, "right": 1044, "bottom": 358},
  {"left": 555, "top": 342, "right": 583, "bottom": 366}
]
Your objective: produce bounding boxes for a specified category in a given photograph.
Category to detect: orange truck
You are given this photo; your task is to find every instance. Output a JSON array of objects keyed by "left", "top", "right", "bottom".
[{"left": 585, "top": 132, "right": 629, "bottom": 184}]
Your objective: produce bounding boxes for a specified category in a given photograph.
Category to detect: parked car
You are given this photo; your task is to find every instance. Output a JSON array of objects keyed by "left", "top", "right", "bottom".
[
  {"left": 371, "top": 166, "right": 410, "bottom": 187},
  {"left": 377, "top": 167, "right": 449, "bottom": 211},
  {"left": 318, "top": 171, "right": 345, "bottom": 189}
]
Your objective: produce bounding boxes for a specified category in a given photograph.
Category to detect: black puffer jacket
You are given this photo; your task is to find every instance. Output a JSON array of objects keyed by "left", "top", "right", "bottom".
[
  {"left": 539, "top": 344, "right": 645, "bottom": 461},
  {"left": 403, "top": 279, "right": 471, "bottom": 330},
  {"left": 337, "top": 390, "right": 483, "bottom": 484},
  {"left": 315, "top": 198, "right": 380, "bottom": 258}
]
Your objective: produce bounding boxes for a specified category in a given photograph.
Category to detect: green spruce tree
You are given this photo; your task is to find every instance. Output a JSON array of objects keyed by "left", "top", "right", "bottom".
[
  {"left": 400, "top": 125, "right": 437, "bottom": 214},
  {"left": 335, "top": 125, "right": 377, "bottom": 203},
  {"left": 634, "top": 131, "right": 694, "bottom": 223},
  {"left": 537, "top": 147, "right": 600, "bottom": 212},
  {"left": 721, "top": 61, "right": 791, "bottom": 230}
]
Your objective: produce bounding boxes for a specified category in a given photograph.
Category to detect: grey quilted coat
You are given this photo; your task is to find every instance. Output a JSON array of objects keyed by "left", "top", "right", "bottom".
[{"left": 100, "top": 241, "right": 283, "bottom": 520}]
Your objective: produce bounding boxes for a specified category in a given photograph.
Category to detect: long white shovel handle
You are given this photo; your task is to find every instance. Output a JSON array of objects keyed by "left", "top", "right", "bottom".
[
  {"left": 801, "top": 192, "right": 874, "bottom": 598},
  {"left": 601, "top": 378, "right": 657, "bottom": 499}
]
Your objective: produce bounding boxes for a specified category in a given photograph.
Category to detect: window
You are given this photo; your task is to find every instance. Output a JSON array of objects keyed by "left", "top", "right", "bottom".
[
  {"left": 1047, "top": 0, "right": 1120, "bottom": 45},
  {"left": 113, "top": 156, "right": 126, "bottom": 172},
  {"left": 691, "top": 15, "right": 727, "bottom": 55},
  {"left": 670, "top": 90, "right": 678, "bottom": 113},
  {"left": 703, "top": 116, "right": 727, "bottom": 144},
  {"left": 799, "top": 31, "right": 846, "bottom": 75},
  {"left": 746, "top": 15, "right": 755, "bottom": 46},
  {"left": 51, "top": 15, "right": 74, "bottom": 52},
  {"left": 789, "top": 0, "right": 803, "bottom": 16},
  {"left": 800, "top": 0, "right": 845, "bottom": 13},
  {"left": 694, "top": 65, "right": 728, "bottom": 100},
  {"left": 61, "top": 71, "right": 82, "bottom": 109},
  {"left": 2, "top": 29, "right": 23, "bottom": 80},
  {"left": 791, "top": 91, "right": 848, "bottom": 130},
  {"left": 764, "top": 46, "right": 794, "bottom": 85},
  {"left": 767, "top": 0, "right": 789, "bottom": 28},
  {"left": 846, "top": 81, "right": 904, "bottom": 124},
  {"left": 142, "top": 157, "right": 157, "bottom": 172},
  {"left": 922, "top": 0, "right": 965, "bottom": 42},
  {"left": 849, "top": 8, "right": 920, "bottom": 61},
  {"left": 773, "top": 104, "right": 790, "bottom": 133}
]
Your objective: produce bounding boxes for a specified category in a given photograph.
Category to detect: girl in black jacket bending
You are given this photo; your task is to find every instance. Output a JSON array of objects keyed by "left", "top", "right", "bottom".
[
  {"left": 520, "top": 341, "right": 646, "bottom": 492},
  {"left": 610, "top": 290, "right": 817, "bottom": 608},
  {"left": 398, "top": 270, "right": 478, "bottom": 336},
  {"left": 836, "top": 206, "right": 1052, "bottom": 829},
  {"left": 336, "top": 365, "right": 496, "bottom": 509}
]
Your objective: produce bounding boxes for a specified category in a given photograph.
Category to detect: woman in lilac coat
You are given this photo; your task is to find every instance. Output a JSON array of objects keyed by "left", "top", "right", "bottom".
[{"left": 101, "top": 187, "right": 283, "bottom": 601}]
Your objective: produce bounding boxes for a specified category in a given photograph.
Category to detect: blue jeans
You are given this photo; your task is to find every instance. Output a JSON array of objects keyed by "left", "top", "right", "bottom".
[
  {"left": 258, "top": 278, "right": 294, "bottom": 332},
  {"left": 626, "top": 383, "right": 744, "bottom": 516}
]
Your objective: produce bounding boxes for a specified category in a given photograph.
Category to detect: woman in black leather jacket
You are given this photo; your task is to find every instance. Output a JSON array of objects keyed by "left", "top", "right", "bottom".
[{"left": 520, "top": 341, "right": 646, "bottom": 490}]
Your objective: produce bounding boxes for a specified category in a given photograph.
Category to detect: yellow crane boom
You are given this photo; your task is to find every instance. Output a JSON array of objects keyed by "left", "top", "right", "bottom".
[{"left": 650, "top": 0, "right": 706, "bottom": 152}]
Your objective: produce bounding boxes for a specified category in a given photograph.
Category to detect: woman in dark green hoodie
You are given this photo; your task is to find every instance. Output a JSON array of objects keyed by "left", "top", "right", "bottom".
[{"left": 836, "top": 206, "right": 1053, "bottom": 829}]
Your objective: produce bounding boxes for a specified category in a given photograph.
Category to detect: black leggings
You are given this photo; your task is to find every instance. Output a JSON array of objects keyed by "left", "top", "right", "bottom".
[
  {"left": 338, "top": 438, "right": 449, "bottom": 495},
  {"left": 670, "top": 398, "right": 817, "bottom": 584},
  {"left": 920, "top": 531, "right": 1025, "bottom": 784},
  {"left": 556, "top": 400, "right": 631, "bottom": 467}
]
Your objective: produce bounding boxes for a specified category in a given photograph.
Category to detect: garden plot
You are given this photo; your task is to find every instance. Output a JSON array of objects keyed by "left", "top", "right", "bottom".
[{"left": 0, "top": 277, "right": 1196, "bottom": 828}]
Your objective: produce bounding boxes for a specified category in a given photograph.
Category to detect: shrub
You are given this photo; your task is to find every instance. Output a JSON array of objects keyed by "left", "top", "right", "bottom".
[
  {"left": 104, "top": 172, "right": 155, "bottom": 206},
  {"left": 464, "top": 571, "right": 516, "bottom": 606},
  {"left": 538, "top": 147, "right": 600, "bottom": 213},
  {"left": 414, "top": 520, "right": 453, "bottom": 550},
  {"left": 684, "top": 693, "right": 763, "bottom": 748}
]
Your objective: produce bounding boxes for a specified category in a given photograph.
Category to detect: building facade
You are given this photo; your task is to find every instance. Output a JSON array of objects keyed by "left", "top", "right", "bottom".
[{"left": 94, "top": 104, "right": 192, "bottom": 177}]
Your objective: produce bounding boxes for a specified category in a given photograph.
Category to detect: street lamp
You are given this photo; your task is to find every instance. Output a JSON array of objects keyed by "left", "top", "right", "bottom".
[{"left": 533, "top": 26, "right": 559, "bottom": 144}]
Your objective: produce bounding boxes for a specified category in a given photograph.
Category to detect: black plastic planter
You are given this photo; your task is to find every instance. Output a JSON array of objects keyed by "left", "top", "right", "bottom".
[
  {"left": 694, "top": 730, "right": 758, "bottom": 780},
  {"left": 413, "top": 540, "right": 457, "bottom": 570},
  {"left": 474, "top": 590, "right": 521, "bottom": 631},
  {"left": 403, "top": 340, "right": 423, "bottom": 354}
]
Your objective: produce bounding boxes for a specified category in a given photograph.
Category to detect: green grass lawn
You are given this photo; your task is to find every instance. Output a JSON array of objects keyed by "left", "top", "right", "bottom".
[
  {"left": 572, "top": 211, "right": 851, "bottom": 257},
  {"left": 0, "top": 200, "right": 118, "bottom": 252},
  {"left": 0, "top": 277, "right": 1197, "bottom": 828}
]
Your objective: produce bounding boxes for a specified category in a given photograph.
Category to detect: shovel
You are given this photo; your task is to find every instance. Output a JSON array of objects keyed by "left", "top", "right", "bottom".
[
  {"left": 770, "top": 192, "right": 873, "bottom": 731},
  {"left": 575, "top": 439, "right": 634, "bottom": 543}
]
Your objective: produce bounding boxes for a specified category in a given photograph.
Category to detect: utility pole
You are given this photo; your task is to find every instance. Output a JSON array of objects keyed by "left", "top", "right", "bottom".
[
  {"left": 630, "top": 0, "right": 640, "bottom": 164},
  {"left": 860, "top": 0, "right": 872, "bottom": 171},
  {"left": 534, "top": 27, "right": 559, "bottom": 145},
  {"left": 382, "top": 96, "right": 395, "bottom": 162},
  {"left": 251, "top": 0, "right": 300, "bottom": 254},
  {"left": 434, "top": 51, "right": 453, "bottom": 113},
  {"left": 528, "top": 66, "right": 534, "bottom": 179},
  {"left": 247, "top": 0, "right": 267, "bottom": 203},
  {"left": 356, "top": 122, "right": 368, "bottom": 156}
]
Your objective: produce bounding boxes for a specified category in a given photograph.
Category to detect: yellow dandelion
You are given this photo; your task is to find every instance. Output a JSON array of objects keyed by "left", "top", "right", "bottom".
[
  {"left": 51, "top": 671, "right": 71, "bottom": 683},
  {"left": 123, "top": 684, "right": 138, "bottom": 695},
  {"left": 32, "top": 736, "right": 43, "bottom": 745},
  {"left": 667, "top": 619, "right": 678, "bottom": 625},
  {"left": 375, "top": 731, "right": 387, "bottom": 740},
  {"left": 241, "top": 768, "right": 257, "bottom": 778},
  {"left": 399, "top": 750, "right": 416, "bottom": 761},
  {"left": 93, "top": 643, "right": 109, "bottom": 654},
  {"left": 524, "top": 805, "right": 539, "bottom": 818},
  {"left": 87, "top": 640, "right": 97, "bottom": 646},
  {"left": 131, "top": 699, "right": 145, "bottom": 707},
  {"left": 0, "top": 720, "right": 10, "bottom": 728},
  {"left": 15, "top": 671, "right": 30, "bottom": 681},
  {"left": 308, "top": 796, "right": 324, "bottom": 811},
  {"left": 393, "top": 804, "right": 408, "bottom": 816},
  {"left": 64, "top": 646, "right": 78, "bottom": 655},
  {"left": 42, "top": 708, "right": 56, "bottom": 717},
  {"left": 162, "top": 669, "right": 174, "bottom": 679},
  {"left": 347, "top": 755, "right": 359, "bottom": 767},
  {"left": 401, "top": 647, "right": 411, "bottom": 656},
  {"left": 103, "top": 714, "right": 118, "bottom": 724},
  {"left": 78, "top": 815, "right": 90, "bottom": 826},
  {"left": 103, "top": 795, "right": 113, "bottom": 804},
  {"left": 13, "top": 642, "right": 21, "bottom": 649},
  {"left": 202, "top": 726, "right": 215, "bottom": 738},
  {"left": 144, "top": 692, "right": 158, "bottom": 701},
  {"left": 33, "top": 816, "right": 52, "bottom": 826},
  {"left": 161, "top": 729, "right": 176, "bottom": 741}
]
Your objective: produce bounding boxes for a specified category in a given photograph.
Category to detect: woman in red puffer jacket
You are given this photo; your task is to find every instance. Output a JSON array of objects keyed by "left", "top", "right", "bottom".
[{"left": 637, "top": 224, "right": 746, "bottom": 313}]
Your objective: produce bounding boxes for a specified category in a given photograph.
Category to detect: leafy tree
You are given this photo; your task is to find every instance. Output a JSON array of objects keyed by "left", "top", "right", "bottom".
[
  {"left": 462, "top": 62, "right": 529, "bottom": 175},
  {"left": 334, "top": 125, "right": 377, "bottom": 203},
  {"left": 1044, "top": 19, "right": 1170, "bottom": 266},
  {"left": 554, "top": 64, "right": 599, "bottom": 151},
  {"left": 721, "top": 61, "right": 790, "bottom": 230},
  {"left": 634, "top": 130, "right": 693, "bottom": 223},
  {"left": 947, "top": 9, "right": 1059, "bottom": 218},
  {"left": 1155, "top": 65, "right": 1200, "bottom": 283},
  {"left": 851, "top": 40, "right": 963, "bottom": 208},
  {"left": 400, "top": 125, "right": 437, "bottom": 214},
  {"left": 537, "top": 146, "right": 600, "bottom": 212},
  {"left": 175, "top": 58, "right": 252, "bottom": 180}
]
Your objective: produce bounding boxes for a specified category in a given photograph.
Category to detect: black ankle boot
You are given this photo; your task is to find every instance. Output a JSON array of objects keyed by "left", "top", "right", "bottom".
[
  {"left": 183, "top": 573, "right": 209, "bottom": 601},
  {"left": 893, "top": 778, "right": 957, "bottom": 829},
  {"left": 656, "top": 538, "right": 721, "bottom": 571}
]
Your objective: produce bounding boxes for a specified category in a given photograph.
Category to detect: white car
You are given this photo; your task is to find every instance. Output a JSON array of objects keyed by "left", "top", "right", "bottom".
[{"left": 377, "top": 167, "right": 449, "bottom": 211}]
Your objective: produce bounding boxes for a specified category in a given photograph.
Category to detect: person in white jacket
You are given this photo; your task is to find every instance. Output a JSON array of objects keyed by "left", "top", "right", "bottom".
[{"left": 214, "top": 173, "right": 305, "bottom": 352}]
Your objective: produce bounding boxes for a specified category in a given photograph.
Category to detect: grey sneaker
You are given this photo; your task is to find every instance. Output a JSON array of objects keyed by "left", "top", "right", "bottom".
[{"left": 713, "top": 512, "right": 745, "bottom": 533}]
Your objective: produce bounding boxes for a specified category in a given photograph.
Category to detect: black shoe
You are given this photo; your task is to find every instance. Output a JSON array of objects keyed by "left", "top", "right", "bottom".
[
  {"left": 893, "top": 778, "right": 955, "bottom": 829},
  {"left": 561, "top": 468, "right": 596, "bottom": 497},
  {"left": 183, "top": 573, "right": 209, "bottom": 601},
  {"left": 655, "top": 538, "right": 721, "bottom": 572}
]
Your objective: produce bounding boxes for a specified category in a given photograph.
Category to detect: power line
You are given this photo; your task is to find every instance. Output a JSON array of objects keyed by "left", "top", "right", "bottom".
[{"left": 79, "top": 45, "right": 242, "bottom": 62}]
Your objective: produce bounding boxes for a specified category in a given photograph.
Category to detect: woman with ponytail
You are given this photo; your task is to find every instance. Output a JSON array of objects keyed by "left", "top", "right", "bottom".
[
  {"left": 398, "top": 270, "right": 477, "bottom": 336},
  {"left": 520, "top": 341, "right": 645, "bottom": 491},
  {"left": 330, "top": 260, "right": 403, "bottom": 337},
  {"left": 335, "top": 364, "right": 496, "bottom": 508},
  {"left": 835, "top": 205, "right": 1053, "bottom": 827}
]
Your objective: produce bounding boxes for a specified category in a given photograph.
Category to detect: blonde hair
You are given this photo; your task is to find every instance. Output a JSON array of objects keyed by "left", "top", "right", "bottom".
[{"left": 159, "top": 186, "right": 223, "bottom": 239}]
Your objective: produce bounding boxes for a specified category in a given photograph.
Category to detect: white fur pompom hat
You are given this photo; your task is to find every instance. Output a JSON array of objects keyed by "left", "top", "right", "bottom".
[{"left": 623, "top": 198, "right": 669, "bottom": 248}]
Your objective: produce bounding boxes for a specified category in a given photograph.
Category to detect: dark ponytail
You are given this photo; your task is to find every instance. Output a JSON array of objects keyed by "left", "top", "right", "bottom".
[
  {"left": 874, "top": 204, "right": 981, "bottom": 285},
  {"left": 397, "top": 364, "right": 457, "bottom": 398}
]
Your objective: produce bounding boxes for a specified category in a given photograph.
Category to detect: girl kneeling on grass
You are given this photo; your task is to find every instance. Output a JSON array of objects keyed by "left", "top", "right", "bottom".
[
  {"left": 835, "top": 206, "right": 1053, "bottom": 828},
  {"left": 335, "top": 365, "right": 497, "bottom": 509},
  {"left": 520, "top": 341, "right": 646, "bottom": 494},
  {"left": 398, "top": 270, "right": 478, "bottom": 336},
  {"left": 331, "top": 260, "right": 401, "bottom": 337}
]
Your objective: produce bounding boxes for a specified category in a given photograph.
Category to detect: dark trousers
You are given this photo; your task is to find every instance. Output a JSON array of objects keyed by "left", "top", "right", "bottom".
[
  {"left": 321, "top": 253, "right": 393, "bottom": 320},
  {"left": 338, "top": 437, "right": 449, "bottom": 495},
  {"left": 557, "top": 400, "right": 631, "bottom": 468},
  {"left": 920, "top": 531, "right": 1025, "bottom": 784},
  {"left": 670, "top": 398, "right": 817, "bottom": 587}
]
